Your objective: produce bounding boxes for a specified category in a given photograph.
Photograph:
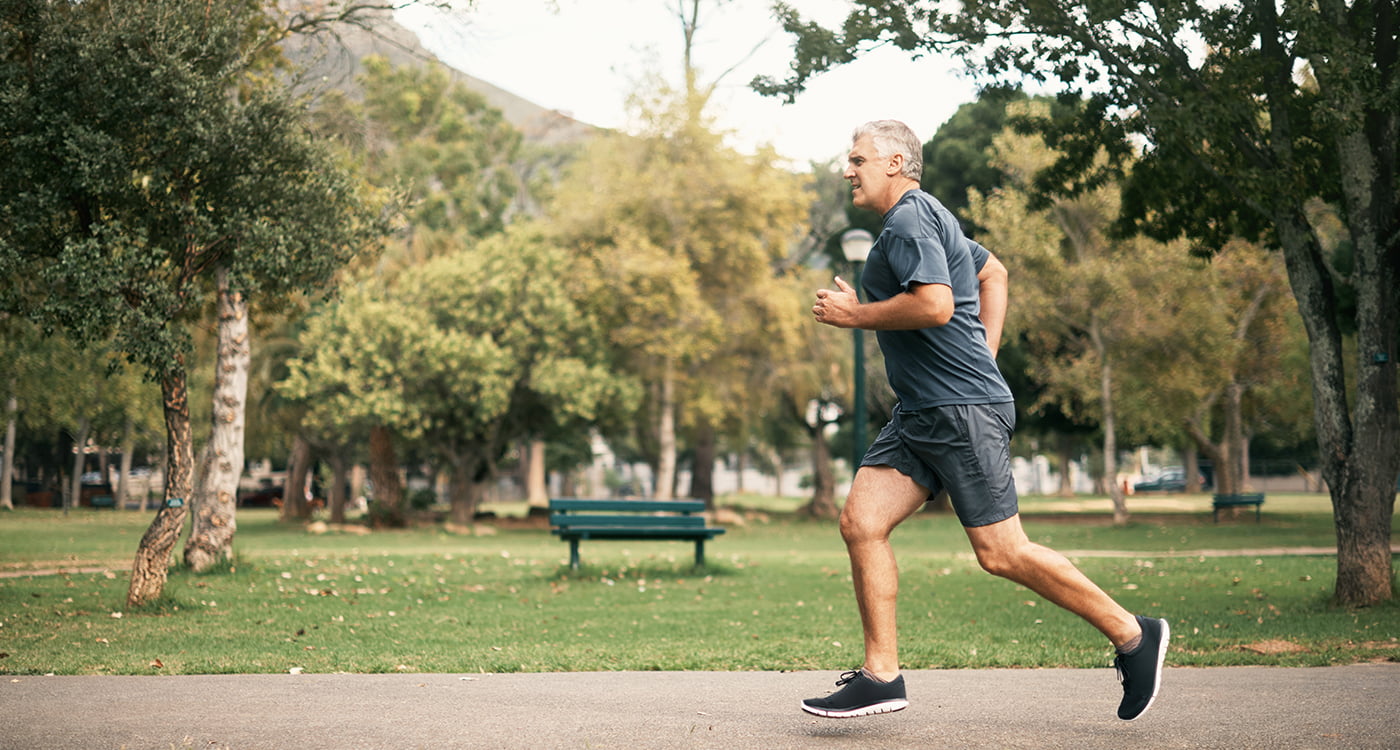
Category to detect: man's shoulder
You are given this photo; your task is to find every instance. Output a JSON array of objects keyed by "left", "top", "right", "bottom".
[{"left": 884, "top": 190, "right": 953, "bottom": 239}]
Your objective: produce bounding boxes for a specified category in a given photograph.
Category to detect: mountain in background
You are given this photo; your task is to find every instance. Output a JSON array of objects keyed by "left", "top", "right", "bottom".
[{"left": 279, "top": 5, "right": 598, "bottom": 146}]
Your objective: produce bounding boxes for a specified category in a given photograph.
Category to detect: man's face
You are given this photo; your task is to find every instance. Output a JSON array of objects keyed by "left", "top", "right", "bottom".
[{"left": 844, "top": 134, "right": 894, "bottom": 212}]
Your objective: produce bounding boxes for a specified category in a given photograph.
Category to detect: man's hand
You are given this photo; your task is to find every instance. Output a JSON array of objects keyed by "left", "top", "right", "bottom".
[{"left": 813, "top": 276, "right": 861, "bottom": 328}]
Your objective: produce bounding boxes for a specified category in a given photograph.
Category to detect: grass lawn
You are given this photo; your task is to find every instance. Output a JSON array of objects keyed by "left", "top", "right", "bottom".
[{"left": 0, "top": 492, "right": 1396, "bottom": 676}]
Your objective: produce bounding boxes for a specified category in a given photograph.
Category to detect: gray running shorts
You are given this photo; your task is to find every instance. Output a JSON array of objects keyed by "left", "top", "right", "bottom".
[{"left": 861, "top": 402, "right": 1019, "bottom": 528}]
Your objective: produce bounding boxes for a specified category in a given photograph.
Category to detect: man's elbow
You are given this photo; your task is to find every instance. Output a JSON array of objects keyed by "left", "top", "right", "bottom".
[{"left": 979, "top": 256, "right": 1009, "bottom": 287}]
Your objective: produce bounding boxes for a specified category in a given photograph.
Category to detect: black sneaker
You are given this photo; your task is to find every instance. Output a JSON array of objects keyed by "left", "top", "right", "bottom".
[
  {"left": 801, "top": 669, "right": 909, "bottom": 718},
  {"left": 1115, "top": 615, "right": 1169, "bottom": 720}
]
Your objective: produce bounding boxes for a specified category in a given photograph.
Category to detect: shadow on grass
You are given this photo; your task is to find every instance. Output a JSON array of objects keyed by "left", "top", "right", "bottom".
[{"left": 553, "top": 561, "right": 741, "bottom": 581}]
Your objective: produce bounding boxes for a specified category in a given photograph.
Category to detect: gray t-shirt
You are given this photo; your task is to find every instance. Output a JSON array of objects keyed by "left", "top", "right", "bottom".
[{"left": 861, "top": 190, "right": 1013, "bottom": 409}]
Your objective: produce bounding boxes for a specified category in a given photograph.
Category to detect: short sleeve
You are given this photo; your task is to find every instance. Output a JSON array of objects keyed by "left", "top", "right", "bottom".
[
  {"left": 965, "top": 239, "right": 990, "bottom": 273},
  {"left": 883, "top": 234, "right": 950, "bottom": 292}
]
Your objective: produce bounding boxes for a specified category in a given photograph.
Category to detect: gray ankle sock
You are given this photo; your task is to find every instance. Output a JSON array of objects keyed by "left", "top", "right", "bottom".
[{"left": 1116, "top": 634, "right": 1143, "bottom": 655}]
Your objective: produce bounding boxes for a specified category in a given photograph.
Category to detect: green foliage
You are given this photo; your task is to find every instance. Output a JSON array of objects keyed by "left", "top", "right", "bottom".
[
  {"left": 317, "top": 55, "right": 522, "bottom": 242},
  {"left": 547, "top": 89, "right": 810, "bottom": 457},
  {"left": 919, "top": 87, "right": 1028, "bottom": 224},
  {"left": 0, "top": 0, "right": 387, "bottom": 380},
  {"left": 279, "top": 224, "right": 636, "bottom": 481}
]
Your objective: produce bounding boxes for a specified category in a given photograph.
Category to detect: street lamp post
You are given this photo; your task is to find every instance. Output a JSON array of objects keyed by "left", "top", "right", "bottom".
[{"left": 840, "top": 229, "right": 874, "bottom": 474}]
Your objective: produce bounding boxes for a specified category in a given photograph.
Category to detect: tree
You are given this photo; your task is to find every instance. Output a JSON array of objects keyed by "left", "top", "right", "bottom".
[
  {"left": 341, "top": 54, "right": 523, "bottom": 242},
  {"left": 758, "top": 0, "right": 1398, "bottom": 605},
  {"left": 548, "top": 1, "right": 808, "bottom": 503},
  {"left": 0, "top": 0, "right": 386, "bottom": 606},
  {"left": 967, "top": 103, "right": 1194, "bottom": 523},
  {"left": 922, "top": 92, "right": 1101, "bottom": 496},
  {"left": 1169, "top": 242, "right": 1305, "bottom": 498},
  {"left": 281, "top": 225, "right": 634, "bottom": 526}
]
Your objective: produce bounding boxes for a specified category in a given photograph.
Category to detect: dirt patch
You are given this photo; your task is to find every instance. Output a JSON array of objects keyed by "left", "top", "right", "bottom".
[{"left": 1238, "top": 639, "right": 1311, "bottom": 655}]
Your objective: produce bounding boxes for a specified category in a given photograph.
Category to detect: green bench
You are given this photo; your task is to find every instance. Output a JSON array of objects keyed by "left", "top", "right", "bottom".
[
  {"left": 549, "top": 498, "right": 725, "bottom": 570},
  {"left": 90, "top": 495, "right": 115, "bottom": 509},
  {"left": 1212, "top": 492, "right": 1265, "bottom": 522}
]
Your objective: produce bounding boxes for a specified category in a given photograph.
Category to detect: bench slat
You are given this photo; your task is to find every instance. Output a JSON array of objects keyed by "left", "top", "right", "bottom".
[
  {"left": 550, "top": 498, "right": 705, "bottom": 514},
  {"left": 550, "top": 514, "right": 708, "bottom": 529},
  {"left": 547, "top": 498, "right": 723, "bottom": 569},
  {"left": 555, "top": 527, "right": 725, "bottom": 540}
]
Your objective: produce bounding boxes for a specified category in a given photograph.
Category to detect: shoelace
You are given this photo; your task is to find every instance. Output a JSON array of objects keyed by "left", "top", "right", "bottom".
[
  {"left": 834, "top": 669, "right": 862, "bottom": 687},
  {"left": 1114, "top": 654, "right": 1130, "bottom": 691}
]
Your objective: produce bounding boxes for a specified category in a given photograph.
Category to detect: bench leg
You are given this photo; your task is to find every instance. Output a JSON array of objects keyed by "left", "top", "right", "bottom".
[
  {"left": 694, "top": 540, "right": 705, "bottom": 568},
  {"left": 569, "top": 539, "right": 580, "bottom": 571}
]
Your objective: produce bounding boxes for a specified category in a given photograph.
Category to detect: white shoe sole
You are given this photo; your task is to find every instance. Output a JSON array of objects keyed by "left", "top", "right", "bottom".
[{"left": 800, "top": 699, "right": 909, "bottom": 718}]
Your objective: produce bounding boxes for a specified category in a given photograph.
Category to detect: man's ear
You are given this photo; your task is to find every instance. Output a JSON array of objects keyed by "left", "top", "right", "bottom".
[{"left": 886, "top": 153, "right": 903, "bottom": 177}]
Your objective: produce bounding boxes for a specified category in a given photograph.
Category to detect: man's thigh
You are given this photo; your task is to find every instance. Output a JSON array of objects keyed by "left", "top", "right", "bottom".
[{"left": 843, "top": 465, "right": 930, "bottom": 535}]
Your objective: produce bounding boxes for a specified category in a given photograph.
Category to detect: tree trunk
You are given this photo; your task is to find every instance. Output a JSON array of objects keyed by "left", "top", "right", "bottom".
[
  {"left": 368, "top": 425, "right": 405, "bottom": 526},
  {"left": 769, "top": 448, "right": 783, "bottom": 497},
  {"left": 1274, "top": 205, "right": 1397, "bottom": 606},
  {"left": 126, "top": 368, "right": 193, "bottom": 609},
  {"left": 1224, "top": 380, "right": 1246, "bottom": 491},
  {"left": 1091, "top": 318, "right": 1128, "bottom": 525},
  {"left": 654, "top": 360, "right": 678, "bottom": 501},
  {"left": 115, "top": 419, "right": 135, "bottom": 509},
  {"left": 1055, "top": 433, "right": 1075, "bottom": 497},
  {"left": 735, "top": 451, "right": 746, "bottom": 494},
  {"left": 280, "top": 435, "right": 311, "bottom": 521},
  {"left": 800, "top": 420, "right": 838, "bottom": 519},
  {"left": 1185, "top": 420, "right": 1233, "bottom": 495},
  {"left": 2, "top": 392, "right": 16, "bottom": 511},
  {"left": 66, "top": 417, "right": 90, "bottom": 514},
  {"left": 525, "top": 440, "right": 548, "bottom": 508},
  {"left": 447, "top": 454, "right": 486, "bottom": 528},
  {"left": 328, "top": 454, "right": 349, "bottom": 525},
  {"left": 1186, "top": 388, "right": 1239, "bottom": 497},
  {"left": 184, "top": 272, "right": 248, "bottom": 572},
  {"left": 691, "top": 420, "right": 716, "bottom": 508}
]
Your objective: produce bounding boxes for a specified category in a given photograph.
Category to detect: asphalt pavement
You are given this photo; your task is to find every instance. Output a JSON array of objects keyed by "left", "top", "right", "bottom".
[{"left": 4, "top": 663, "right": 1398, "bottom": 749}]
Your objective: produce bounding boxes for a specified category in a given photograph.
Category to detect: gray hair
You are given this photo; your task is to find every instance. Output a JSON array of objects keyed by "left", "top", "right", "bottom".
[{"left": 852, "top": 120, "right": 923, "bottom": 180}]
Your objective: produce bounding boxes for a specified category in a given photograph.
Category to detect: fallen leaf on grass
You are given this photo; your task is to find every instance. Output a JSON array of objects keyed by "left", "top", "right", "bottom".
[{"left": 150, "top": 659, "right": 164, "bottom": 668}]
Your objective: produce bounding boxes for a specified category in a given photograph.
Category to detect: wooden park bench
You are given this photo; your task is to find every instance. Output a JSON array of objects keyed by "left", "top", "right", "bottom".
[
  {"left": 548, "top": 498, "right": 725, "bottom": 570},
  {"left": 1212, "top": 492, "right": 1265, "bottom": 523}
]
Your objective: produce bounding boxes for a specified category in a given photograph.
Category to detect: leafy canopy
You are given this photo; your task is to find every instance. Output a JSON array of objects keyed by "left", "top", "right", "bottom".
[{"left": 0, "top": 0, "right": 386, "bottom": 379}]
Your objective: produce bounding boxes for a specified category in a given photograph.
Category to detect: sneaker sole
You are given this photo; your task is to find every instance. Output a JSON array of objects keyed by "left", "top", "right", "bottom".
[
  {"left": 1123, "top": 618, "right": 1170, "bottom": 722},
  {"left": 800, "top": 699, "right": 909, "bottom": 719}
]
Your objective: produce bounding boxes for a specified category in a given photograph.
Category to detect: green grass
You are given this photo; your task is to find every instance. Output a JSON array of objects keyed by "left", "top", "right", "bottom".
[{"left": 0, "top": 494, "right": 1396, "bottom": 676}]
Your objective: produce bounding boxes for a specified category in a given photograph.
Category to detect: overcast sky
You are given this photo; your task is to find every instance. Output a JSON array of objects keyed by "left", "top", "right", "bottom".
[{"left": 395, "top": 0, "right": 979, "bottom": 166}]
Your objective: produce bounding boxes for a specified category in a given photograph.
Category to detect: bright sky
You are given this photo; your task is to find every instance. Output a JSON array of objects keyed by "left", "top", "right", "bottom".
[{"left": 395, "top": 0, "right": 979, "bottom": 166}]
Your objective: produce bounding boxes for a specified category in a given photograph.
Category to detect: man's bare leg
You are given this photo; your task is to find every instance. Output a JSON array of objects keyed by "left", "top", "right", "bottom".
[
  {"left": 839, "top": 466, "right": 930, "bottom": 681},
  {"left": 963, "top": 514, "right": 1141, "bottom": 647}
]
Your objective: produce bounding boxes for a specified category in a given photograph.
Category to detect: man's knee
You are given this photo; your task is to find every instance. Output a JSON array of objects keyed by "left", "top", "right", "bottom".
[
  {"left": 972, "top": 538, "right": 1035, "bottom": 578},
  {"left": 974, "top": 545, "right": 1017, "bottom": 578},
  {"left": 839, "top": 502, "right": 889, "bottom": 546}
]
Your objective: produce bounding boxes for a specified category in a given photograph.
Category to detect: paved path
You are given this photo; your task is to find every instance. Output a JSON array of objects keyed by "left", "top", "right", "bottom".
[{"left": 4, "top": 664, "right": 1398, "bottom": 749}]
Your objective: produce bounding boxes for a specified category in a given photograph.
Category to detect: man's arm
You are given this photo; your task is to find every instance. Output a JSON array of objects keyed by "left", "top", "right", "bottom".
[
  {"left": 813, "top": 276, "right": 953, "bottom": 331},
  {"left": 977, "top": 252, "right": 1008, "bottom": 358}
]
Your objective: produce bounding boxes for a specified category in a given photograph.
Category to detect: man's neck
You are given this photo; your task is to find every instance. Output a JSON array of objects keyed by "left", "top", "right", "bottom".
[{"left": 879, "top": 181, "right": 922, "bottom": 216}]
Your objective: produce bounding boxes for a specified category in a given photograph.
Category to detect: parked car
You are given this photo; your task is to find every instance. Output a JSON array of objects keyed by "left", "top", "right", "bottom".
[{"left": 1134, "top": 467, "right": 1193, "bottom": 493}]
